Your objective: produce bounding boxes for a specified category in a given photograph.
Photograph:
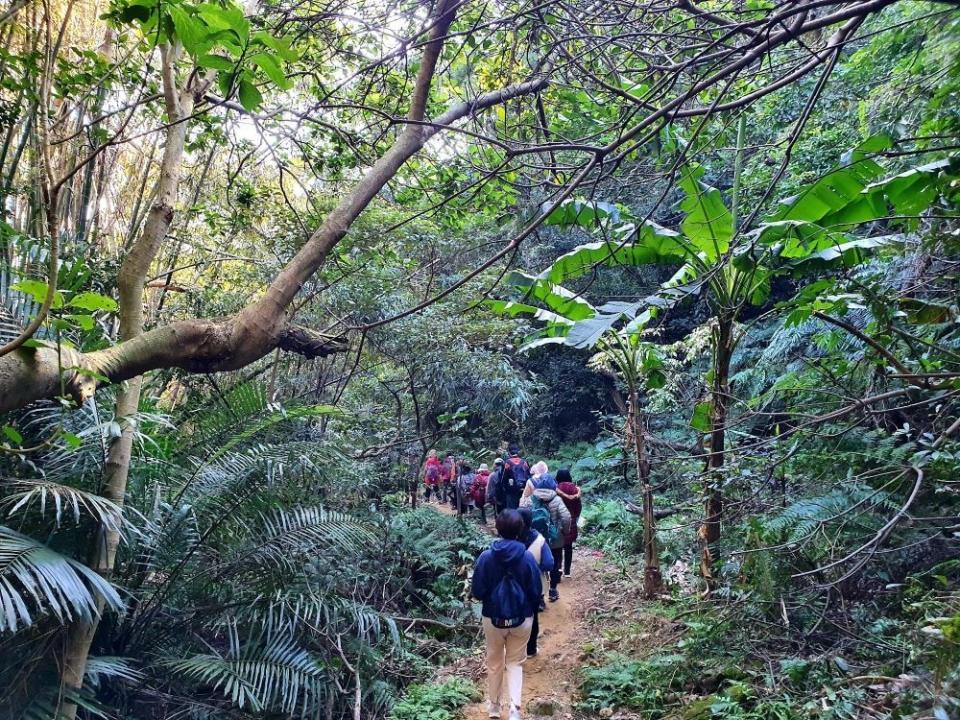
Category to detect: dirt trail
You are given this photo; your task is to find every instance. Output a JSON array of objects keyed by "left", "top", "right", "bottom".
[{"left": 429, "top": 500, "right": 606, "bottom": 720}]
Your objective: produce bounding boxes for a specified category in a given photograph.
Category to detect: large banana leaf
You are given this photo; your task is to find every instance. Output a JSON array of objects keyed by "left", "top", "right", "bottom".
[
  {"left": 678, "top": 164, "right": 733, "bottom": 261},
  {"left": 506, "top": 271, "right": 596, "bottom": 319}
]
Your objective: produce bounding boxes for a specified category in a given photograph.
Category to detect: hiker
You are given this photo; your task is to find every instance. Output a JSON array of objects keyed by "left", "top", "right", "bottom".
[
  {"left": 456, "top": 462, "right": 475, "bottom": 515},
  {"left": 423, "top": 450, "right": 442, "bottom": 503},
  {"left": 500, "top": 444, "right": 530, "bottom": 510},
  {"left": 441, "top": 454, "right": 456, "bottom": 504},
  {"left": 487, "top": 458, "right": 505, "bottom": 515},
  {"left": 518, "top": 507, "right": 554, "bottom": 657},
  {"left": 471, "top": 463, "right": 492, "bottom": 523},
  {"left": 555, "top": 468, "right": 582, "bottom": 578},
  {"left": 520, "top": 471, "right": 571, "bottom": 603},
  {"left": 472, "top": 510, "right": 542, "bottom": 720},
  {"left": 522, "top": 461, "right": 556, "bottom": 501}
]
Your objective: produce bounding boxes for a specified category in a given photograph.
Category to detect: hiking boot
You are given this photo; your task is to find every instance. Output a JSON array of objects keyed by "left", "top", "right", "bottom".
[
  {"left": 538, "top": 598, "right": 546, "bottom": 612},
  {"left": 564, "top": 571, "right": 571, "bottom": 578},
  {"left": 487, "top": 701, "right": 501, "bottom": 718},
  {"left": 549, "top": 588, "right": 559, "bottom": 602},
  {"left": 508, "top": 706, "right": 522, "bottom": 720}
]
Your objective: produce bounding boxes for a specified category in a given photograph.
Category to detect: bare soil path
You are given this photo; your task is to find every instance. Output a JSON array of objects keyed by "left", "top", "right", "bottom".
[{"left": 427, "top": 500, "right": 609, "bottom": 720}]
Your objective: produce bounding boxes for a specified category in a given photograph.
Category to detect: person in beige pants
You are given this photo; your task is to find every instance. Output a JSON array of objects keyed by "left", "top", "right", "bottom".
[
  {"left": 483, "top": 616, "right": 534, "bottom": 717},
  {"left": 472, "top": 510, "right": 543, "bottom": 719}
]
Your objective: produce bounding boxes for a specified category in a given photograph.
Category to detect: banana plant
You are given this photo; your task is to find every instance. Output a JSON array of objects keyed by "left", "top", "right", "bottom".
[{"left": 491, "top": 138, "right": 959, "bottom": 581}]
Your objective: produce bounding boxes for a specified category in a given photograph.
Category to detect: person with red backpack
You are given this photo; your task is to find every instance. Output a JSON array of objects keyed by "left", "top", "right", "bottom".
[
  {"left": 422, "top": 450, "right": 442, "bottom": 503},
  {"left": 471, "top": 463, "right": 492, "bottom": 523},
  {"left": 500, "top": 445, "right": 530, "bottom": 510}
]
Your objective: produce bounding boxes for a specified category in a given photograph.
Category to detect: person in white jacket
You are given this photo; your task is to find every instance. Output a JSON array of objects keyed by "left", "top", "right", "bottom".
[{"left": 519, "top": 469, "right": 571, "bottom": 602}]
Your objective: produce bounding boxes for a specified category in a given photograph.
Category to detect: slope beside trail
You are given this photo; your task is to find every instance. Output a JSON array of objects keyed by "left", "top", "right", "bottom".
[{"left": 428, "top": 500, "right": 607, "bottom": 720}]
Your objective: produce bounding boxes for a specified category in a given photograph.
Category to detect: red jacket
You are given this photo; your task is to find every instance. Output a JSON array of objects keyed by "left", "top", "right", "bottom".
[
  {"left": 423, "top": 457, "right": 441, "bottom": 486},
  {"left": 471, "top": 471, "right": 490, "bottom": 505},
  {"left": 557, "top": 481, "right": 582, "bottom": 543}
]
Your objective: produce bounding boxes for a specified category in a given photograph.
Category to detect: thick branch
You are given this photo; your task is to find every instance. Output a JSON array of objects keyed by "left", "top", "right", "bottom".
[{"left": 0, "top": 316, "right": 348, "bottom": 412}]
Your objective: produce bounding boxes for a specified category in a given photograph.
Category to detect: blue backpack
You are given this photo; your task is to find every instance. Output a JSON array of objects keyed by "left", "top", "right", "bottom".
[
  {"left": 489, "top": 566, "right": 526, "bottom": 628},
  {"left": 530, "top": 495, "right": 560, "bottom": 547}
]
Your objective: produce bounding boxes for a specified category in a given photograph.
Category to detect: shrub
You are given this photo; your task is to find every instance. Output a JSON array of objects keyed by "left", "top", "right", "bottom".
[{"left": 389, "top": 678, "right": 480, "bottom": 720}]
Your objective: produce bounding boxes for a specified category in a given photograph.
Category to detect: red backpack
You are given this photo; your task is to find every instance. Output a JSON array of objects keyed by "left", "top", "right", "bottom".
[{"left": 424, "top": 459, "right": 441, "bottom": 486}]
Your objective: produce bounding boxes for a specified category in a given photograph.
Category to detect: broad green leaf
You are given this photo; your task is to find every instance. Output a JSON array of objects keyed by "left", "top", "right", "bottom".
[
  {"left": 678, "top": 164, "right": 732, "bottom": 261},
  {"left": 197, "top": 53, "right": 235, "bottom": 72},
  {"left": 543, "top": 198, "right": 620, "bottom": 228},
  {"left": 168, "top": 5, "right": 207, "bottom": 55},
  {"left": 117, "top": 1, "right": 152, "bottom": 23},
  {"left": 251, "top": 52, "right": 291, "bottom": 90},
  {"left": 538, "top": 222, "right": 687, "bottom": 284},
  {"left": 483, "top": 299, "right": 576, "bottom": 326},
  {"left": 66, "top": 314, "right": 95, "bottom": 331},
  {"left": 691, "top": 401, "right": 712, "bottom": 432},
  {"left": 67, "top": 292, "right": 117, "bottom": 312},
  {"left": 252, "top": 30, "right": 298, "bottom": 61},
  {"left": 197, "top": 1, "right": 248, "bottom": 42},
  {"left": 2, "top": 425, "right": 22, "bottom": 444},
  {"left": 785, "top": 235, "right": 897, "bottom": 274},
  {"left": 769, "top": 158, "right": 885, "bottom": 226},
  {"left": 507, "top": 271, "right": 596, "bottom": 320},
  {"left": 10, "top": 280, "right": 63, "bottom": 309},
  {"left": 238, "top": 79, "right": 263, "bottom": 111}
]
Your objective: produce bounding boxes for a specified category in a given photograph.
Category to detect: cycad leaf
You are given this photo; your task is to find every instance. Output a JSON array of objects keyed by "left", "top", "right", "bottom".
[{"left": 0, "top": 526, "right": 124, "bottom": 632}]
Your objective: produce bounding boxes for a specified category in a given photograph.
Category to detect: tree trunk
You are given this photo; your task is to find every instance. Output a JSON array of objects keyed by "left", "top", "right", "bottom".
[
  {"left": 630, "top": 386, "right": 662, "bottom": 598},
  {"left": 60, "top": 42, "right": 194, "bottom": 718},
  {"left": 699, "top": 314, "right": 734, "bottom": 583}
]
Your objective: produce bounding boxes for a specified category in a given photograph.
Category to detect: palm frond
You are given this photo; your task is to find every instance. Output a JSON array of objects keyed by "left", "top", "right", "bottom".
[
  {"left": 244, "top": 507, "right": 376, "bottom": 570},
  {"left": 163, "top": 632, "right": 326, "bottom": 715},
  {"left": 238, "top": 589, "right": 401, "bottom": 648},
  {"left": 1, "top": 480, "right": 128, "bottom": 532},
  {"left": 0, "top": 526, "right": 124, "bottom": 632}
]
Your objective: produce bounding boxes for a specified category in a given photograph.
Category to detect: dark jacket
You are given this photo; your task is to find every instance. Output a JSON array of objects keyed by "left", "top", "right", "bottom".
[
  {"left": 522, "top": 529, "right": 555, "bottom": 572},
  {"left": 472, "top": 539, "right": 542, "bottom": 619},
  {"left": 501, "top": 456, "right": 529, "bottom": 509},
  {"left": 487, "top": 468, "right": 503, "bottom": 505},
  {"left": 557, "top": 481, "right": 582, "bottom": 543}
]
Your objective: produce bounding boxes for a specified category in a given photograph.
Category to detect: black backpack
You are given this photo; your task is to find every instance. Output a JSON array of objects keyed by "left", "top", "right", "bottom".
[{"left": 505, "top": 457, "right": 530, "bottom": 492}]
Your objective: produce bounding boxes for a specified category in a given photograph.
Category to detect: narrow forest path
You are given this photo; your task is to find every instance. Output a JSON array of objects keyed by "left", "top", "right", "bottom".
[{"left": 427, "top": 500, "right": 609, "bottom": 720}]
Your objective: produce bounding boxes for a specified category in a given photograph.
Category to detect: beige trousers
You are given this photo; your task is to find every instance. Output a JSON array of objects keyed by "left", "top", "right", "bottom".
[{"left": 483, "top": 616, "right": 533, "bottom": 713}]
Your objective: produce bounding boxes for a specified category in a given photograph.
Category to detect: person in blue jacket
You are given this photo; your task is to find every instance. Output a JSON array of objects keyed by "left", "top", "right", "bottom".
[
  {"left": 472, "top": 510, "right": 542, "bottom": 720},
  {"left": 518, "top": 508, "right": 553, "bottom": 657}
]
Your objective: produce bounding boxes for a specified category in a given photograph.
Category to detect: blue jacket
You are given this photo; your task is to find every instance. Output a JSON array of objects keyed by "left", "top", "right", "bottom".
[
  {"left": 472, "top": 539, "right": 542, "bottom": 619},
  {"left": 522, "top": 529, "right": 555, "bottom": 572}
]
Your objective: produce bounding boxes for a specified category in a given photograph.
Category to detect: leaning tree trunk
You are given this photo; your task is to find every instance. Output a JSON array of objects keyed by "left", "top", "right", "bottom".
[
  {"left": 630, "top": 386, "right": 662, "bottom": 598},
  {"left": 699, "top": 314, "right": 734, "bottom": 584},
  {"left": 60, "top": 42, "right": 195, "bottom": 717}
]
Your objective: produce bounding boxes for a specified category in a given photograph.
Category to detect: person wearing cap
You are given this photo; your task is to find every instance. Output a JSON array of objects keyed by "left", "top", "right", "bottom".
[
  {"left": 472, "top": 463, "right": 493, "bottom": 523},
  {"left": 487, "top": 457, "right": 506, "bottom": 517}
]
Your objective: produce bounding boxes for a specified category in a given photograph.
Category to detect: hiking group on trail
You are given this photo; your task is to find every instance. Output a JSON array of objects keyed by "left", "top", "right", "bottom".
[{"left": 424, "top": 444, "right": 584, "bottom": 719}]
